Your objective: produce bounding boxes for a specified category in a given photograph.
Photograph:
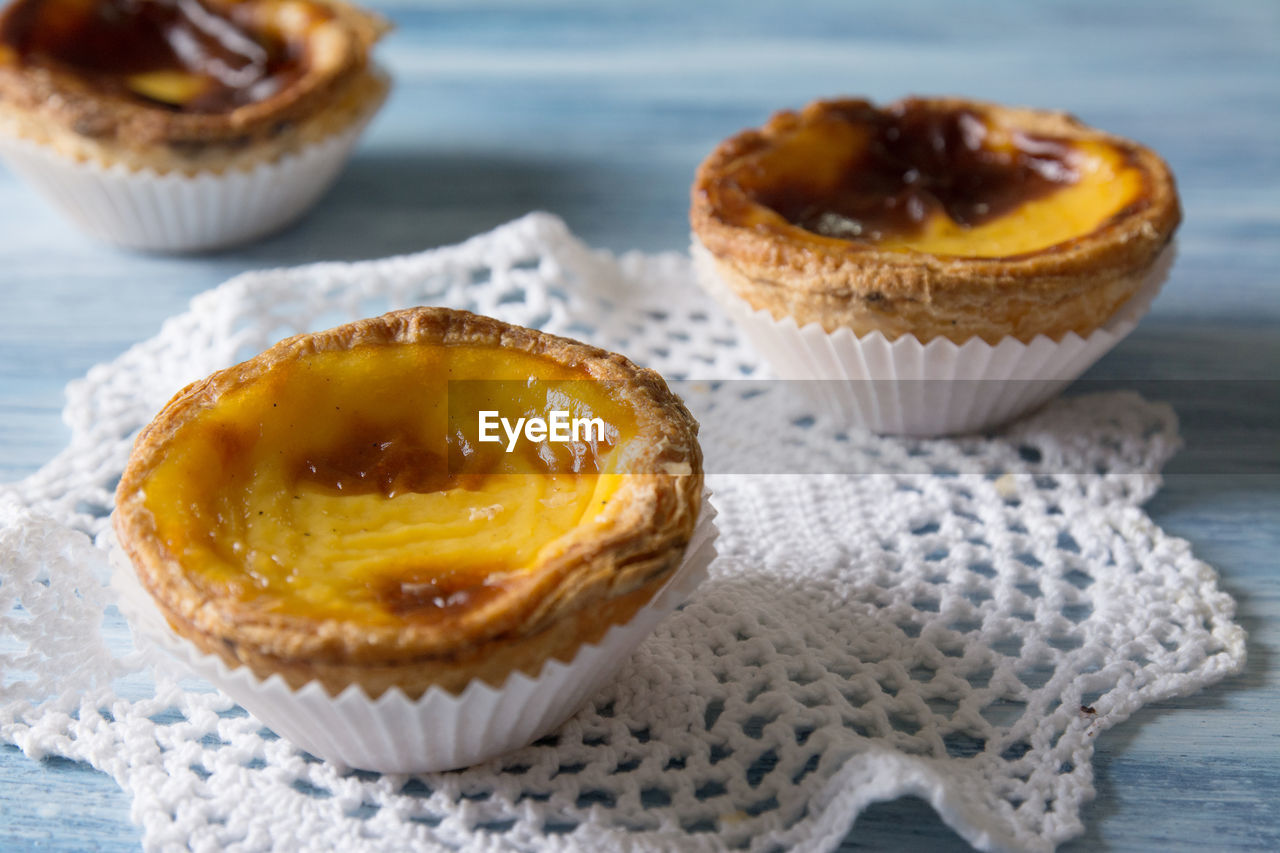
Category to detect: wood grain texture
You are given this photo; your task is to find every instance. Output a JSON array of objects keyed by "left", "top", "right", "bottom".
[{"left": 1, "top": 0, "right": 1277, "bottom": 849}]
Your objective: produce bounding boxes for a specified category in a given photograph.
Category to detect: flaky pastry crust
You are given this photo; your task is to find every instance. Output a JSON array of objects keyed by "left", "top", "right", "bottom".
[
  {"left": 691, "top": 96, "right": 1182, "bottom": 344},
  {"left": 114, "top": 308, "right": 704, "bottom": 698},
  {"left": 0, "top": 0, "right": 389, "bottom": 173}
]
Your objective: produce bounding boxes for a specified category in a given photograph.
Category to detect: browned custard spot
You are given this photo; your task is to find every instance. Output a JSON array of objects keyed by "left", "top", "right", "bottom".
[
  {"left": 376, "top": 573, "right": 504, "bottom": 622},
  {"left": 718, "top": 99, "right": 1148, "bottom": 258},
  {"left": 297, "top": 429, "right": 455, "bottom": 498},
  {"left": 759, "top": 102, "right": 1075, "bottom": 238}
]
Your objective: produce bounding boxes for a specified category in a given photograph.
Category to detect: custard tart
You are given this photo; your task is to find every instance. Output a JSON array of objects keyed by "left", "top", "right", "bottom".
[
  {"left": 113, "top": 308, "right": 704, "bottom": 699},
  {"left": 0, "top": 0, "right": 388, "bottom": 249},
  {"left": 691, "top": 96, "right": 1181, "bottom": 344},
  {"left": 0, "top": 0, "right": 389, "bottom": 173}
]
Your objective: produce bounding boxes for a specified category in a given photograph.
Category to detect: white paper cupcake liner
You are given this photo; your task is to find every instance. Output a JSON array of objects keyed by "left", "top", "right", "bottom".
[
  {"left": 0, "top": 116, "right": 372, "bottom": 253},
  {"left": 110, "top": 493, "right": 718, "bottom": 774},
  {"left": 693, "top": 240, "right": 1175, "bottom": 436}
]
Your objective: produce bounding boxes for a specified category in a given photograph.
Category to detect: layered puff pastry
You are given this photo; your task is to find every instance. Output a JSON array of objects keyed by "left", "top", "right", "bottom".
[
  {"left": 691, "top": 96, "right": 1181, "bottom": 344},
  {"left": 0, "top": 0, "right": 388, "bottom": 173},
  {"left": 113, "top": 308, "right": 704, "bottom": 698}
]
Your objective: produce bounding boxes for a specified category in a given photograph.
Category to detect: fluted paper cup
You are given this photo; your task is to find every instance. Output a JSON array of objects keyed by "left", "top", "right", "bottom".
[
  {"left": 693, "top": 241, "right": 1174, "bottom": 436},
  {"left": 0, "top": 113, "right": 375, "bottom": 253},
  {"left": 110, "top": 494, "right": 717, "bottom": 774}
]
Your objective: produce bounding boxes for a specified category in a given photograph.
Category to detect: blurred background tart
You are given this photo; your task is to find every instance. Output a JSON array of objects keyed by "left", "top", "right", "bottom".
[
  {"left": 0, "top": 0, "right": 389, "bottom": 173},
  {"left": 0, "top": 0, "right": 390, "bottom": 249}
]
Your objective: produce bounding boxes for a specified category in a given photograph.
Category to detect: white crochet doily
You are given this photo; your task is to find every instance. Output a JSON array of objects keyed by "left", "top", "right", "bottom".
[{"left": 0, "top": 213, "right": 1246, "bottom": 852}]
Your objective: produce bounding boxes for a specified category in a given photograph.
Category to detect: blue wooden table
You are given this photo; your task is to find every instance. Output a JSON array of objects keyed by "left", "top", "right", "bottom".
[{"left": 2, "top": 1, "right": 1277, "bottom": 849}]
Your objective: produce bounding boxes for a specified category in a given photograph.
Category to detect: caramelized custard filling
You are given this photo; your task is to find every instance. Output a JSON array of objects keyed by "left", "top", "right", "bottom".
[
  {"left": 140, "top": 342, "right": 638, "bottom": 625},
  {"left": 725, "top": 100, "right": 1148, "bottom": 257},
  {"left": 0, "top": 0, "right": 318, "bottom": 112}
]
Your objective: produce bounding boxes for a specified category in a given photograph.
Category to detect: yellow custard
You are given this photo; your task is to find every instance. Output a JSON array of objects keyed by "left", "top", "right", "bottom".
[
  {"left": 140, "top": 343, "right": 635, "bottom": 624},
  {"left": 723, "top": 100, "right": 1147, "bottom": 259}
]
